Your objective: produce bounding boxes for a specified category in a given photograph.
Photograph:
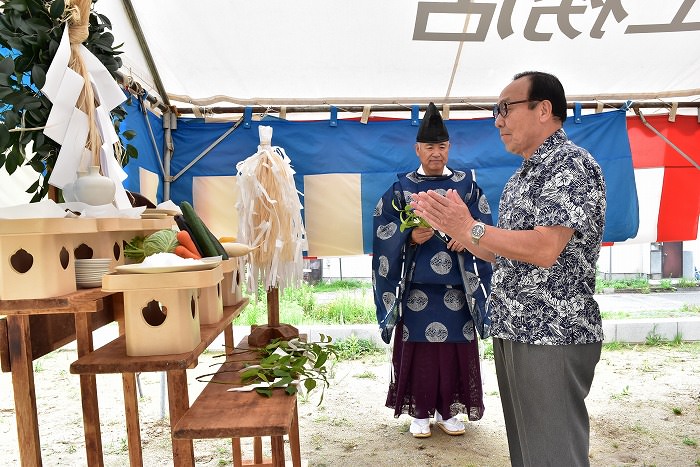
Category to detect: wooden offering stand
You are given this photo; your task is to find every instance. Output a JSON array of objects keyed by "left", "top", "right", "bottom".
[{"left": 247, "top": 287, "right": 299, "bottom": 347}]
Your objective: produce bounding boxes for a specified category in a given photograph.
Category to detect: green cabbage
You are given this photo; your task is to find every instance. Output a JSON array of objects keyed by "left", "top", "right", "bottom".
[
  {"left": 143, "top": 229, "right": 179, "bottom": 257},
  {"left": 124, "top": 235, "right": 146, "bottom": 262}
]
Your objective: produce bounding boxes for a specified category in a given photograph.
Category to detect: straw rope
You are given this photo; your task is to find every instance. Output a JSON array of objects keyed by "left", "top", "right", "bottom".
[{"left": 65, "top": 0, "right": 101, "bottom": 168}]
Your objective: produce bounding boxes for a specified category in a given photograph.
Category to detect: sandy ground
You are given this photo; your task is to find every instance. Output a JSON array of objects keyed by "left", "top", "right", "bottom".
[{"left": 1, "top": 339, "right": 699, "bottom": 467}]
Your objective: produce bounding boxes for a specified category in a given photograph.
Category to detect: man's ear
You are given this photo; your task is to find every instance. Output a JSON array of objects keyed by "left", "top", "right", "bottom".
[{"left": 539, "top": 99, "right": 553, "bottom": 121}]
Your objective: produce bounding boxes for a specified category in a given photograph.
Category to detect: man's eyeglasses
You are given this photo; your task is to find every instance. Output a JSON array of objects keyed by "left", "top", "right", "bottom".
[{"left": 492, "top": 99, "right": 540, "bottom": 118}]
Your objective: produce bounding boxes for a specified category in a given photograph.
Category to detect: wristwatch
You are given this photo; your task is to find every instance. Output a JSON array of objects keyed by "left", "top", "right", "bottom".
[{"left": 471, "top": 222, "right": 486, "bottom": 245}]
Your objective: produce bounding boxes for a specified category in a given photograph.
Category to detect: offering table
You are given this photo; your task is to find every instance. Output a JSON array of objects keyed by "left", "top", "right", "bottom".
[
  {"left": 70, "top": 300, "right": 248, "bottom": 466},
  {"left": 0, "top": 288, "right": 118, "bottom": 466},
  {"left": 0, "top": 216, "right": 226, "bottom": 466}
]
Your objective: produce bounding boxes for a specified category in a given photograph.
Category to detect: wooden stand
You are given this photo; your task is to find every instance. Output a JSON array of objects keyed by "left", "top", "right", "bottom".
[
  {"left": 1, "top": 289, "right": 117, "bottom": 467},
  {"left": 172, "top": 336, "right": 302, "bottom": 467},
  {"left": 70, "top": 300, "right": 248, "bottom": 466},
  {"left": 0, "top": 216, "right": 172, "bottom": 466},
  {"left": 247, "top": 287, "right": 299, "bottom": 347}
]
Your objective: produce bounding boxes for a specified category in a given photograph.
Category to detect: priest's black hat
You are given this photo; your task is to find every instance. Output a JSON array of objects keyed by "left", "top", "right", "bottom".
[{"left": 416, "top": 102, "right": 449, "bottom": 143}]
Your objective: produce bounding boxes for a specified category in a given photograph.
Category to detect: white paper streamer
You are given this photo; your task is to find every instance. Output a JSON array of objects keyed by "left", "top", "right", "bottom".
[{"left": 236, "top": 126, "right": 307, "bottom": 294}]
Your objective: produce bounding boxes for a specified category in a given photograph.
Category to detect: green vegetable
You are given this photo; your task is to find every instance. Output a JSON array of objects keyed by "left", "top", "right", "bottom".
[
  {"left": 124, "top": 235, "right": 146, "bottom": 262},
  {"left": 205, "top": 225, "right": 229, "bottom": 259},
  {"left": 143, "top": 229, "right": 179, "bottom": 257},
  {"left": 179, "top": 201, "right": 228, "bottom": 258},
  {"left": 174, "top": 214, "right": 204, "bottom": 256}
]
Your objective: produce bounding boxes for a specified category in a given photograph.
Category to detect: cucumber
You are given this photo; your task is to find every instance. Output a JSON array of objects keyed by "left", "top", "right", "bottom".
[
  {"left": 174, "top": 215, "right": 204, "bottom": 256},
  {"left": 205, "top": 225, "right": 229, "bottom": 259},
  {"left": 179, "top": 201, "right": 228, "bottom": 259}
]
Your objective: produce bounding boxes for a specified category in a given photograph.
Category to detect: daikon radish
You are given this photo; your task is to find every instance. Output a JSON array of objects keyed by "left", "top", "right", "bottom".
[{"left": 222, "top": 242, "right": 259, "bottom": 257}]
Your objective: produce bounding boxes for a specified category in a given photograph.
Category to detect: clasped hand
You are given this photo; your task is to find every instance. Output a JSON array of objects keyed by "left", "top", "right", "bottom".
[
  {"left": 410, "top": 189, "right": 474, "bottom": 246},
  {"left": 410, "top": 226, "right": 469, "bottom": 253}
]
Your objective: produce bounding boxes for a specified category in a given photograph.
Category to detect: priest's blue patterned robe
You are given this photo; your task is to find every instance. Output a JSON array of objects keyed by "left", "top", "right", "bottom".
[{"left": 372, "top": 168, "right": 493, "bottom": 344}]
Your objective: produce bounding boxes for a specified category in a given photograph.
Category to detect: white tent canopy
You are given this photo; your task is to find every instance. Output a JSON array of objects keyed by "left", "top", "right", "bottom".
[{"left": 99, "top": 0, "right": 700, "bottom": 111}]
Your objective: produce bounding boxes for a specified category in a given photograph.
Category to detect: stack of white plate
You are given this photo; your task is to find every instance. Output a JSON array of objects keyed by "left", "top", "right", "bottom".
[{"left": 75, "top": 258, "right": 112, "bottom": 288}]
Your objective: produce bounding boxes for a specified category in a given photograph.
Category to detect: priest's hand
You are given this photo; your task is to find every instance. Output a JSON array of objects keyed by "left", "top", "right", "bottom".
[
  {"left": 448, "top": 238, "right": 468, "bottom": 252},
  {"left": 410, "top": 226, "right": 433, "bottom": 245}
]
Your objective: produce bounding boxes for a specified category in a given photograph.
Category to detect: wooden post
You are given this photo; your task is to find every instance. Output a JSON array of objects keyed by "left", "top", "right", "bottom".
[
  {"left": 247, "top": 287, "right": 298, "bottom": 347},
  {"left": 268, "top": 287, "right": 279, "bottom": 326}
]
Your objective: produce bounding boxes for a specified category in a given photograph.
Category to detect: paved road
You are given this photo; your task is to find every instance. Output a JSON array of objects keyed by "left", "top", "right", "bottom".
[{"left": 594, "top": 288, "right": 700, "bottom": 312}]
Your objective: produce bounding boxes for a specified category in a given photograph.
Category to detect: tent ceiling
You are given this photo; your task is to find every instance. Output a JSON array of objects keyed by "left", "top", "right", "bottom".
[{"left": 98, "top": 0, "right": 700, "bottom": 112}]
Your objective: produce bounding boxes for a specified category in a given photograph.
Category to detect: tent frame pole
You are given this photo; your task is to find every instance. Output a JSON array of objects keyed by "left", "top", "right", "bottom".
[
  {"left": 173, "top": 101, "right": 700, "bottom": 117},
  {"left": 122, "top": 0, "right": 171, "bottom": 107},
  {"left": 162, "top": 109, "right": 175, "bottom": 201}
]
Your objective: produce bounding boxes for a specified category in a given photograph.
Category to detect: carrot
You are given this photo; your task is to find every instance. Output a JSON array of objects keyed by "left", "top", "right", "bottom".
[
  {"left": 174, "top": 245, "right": 201, "bottom": 260},
  {"left": 176, "top": 230, "right": 201, "bottom": 258}
]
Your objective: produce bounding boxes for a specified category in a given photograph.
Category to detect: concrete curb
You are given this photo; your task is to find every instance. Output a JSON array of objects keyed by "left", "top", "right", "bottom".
[{"left": 603, "top": 317, "right": 700, "bottom": 344}]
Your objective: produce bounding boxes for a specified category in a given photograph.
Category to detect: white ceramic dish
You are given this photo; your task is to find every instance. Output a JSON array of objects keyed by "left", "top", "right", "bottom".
[{"left": 114, "top": 260, "right": 219, "bottom": 274}]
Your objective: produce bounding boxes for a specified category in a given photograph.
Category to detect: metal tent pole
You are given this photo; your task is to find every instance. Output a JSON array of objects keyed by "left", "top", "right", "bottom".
[{"left": 162, "top": 109, "right": 176, "bottom": 201}]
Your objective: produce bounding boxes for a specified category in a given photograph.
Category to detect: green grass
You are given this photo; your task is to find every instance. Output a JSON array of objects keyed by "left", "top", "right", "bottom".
[
  {"left": 596, "top": 277, "right": 651, "bottom": 293},
  {"left": 676, "top": 278, "right": 699, "bottom": 288},
  {"left": 683, "top": 437, "right": 697, "bottom": 447},
  {"left": 602, "top": 341, "right": 626, "bottom": 351},
  {"left": 595, "top": 276, "right": 699, "bottom": 293},
  {"left": 603, "top": 341, "right": 700, "bottom": 353},
  {"left": 233, "top": 281, "right": 375, "bottom": 326},
  {"left": 311, "top": 279, "right": 371, "bottom": 292},
  {"left": 305, "top": 293, "right": 375, "bottom": 324},
  {"left": 233, "top": 279, "right": 699, "bottom": 328},
  {"left": 334, "top": 335, "right": 383, "bottom": 360},
  {"left": 354, "top": 370, "right": 377, "bottom": 379}
]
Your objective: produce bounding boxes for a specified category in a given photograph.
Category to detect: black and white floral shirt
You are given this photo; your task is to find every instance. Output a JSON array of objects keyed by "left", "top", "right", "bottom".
[{"left": 489, "top": 129, "right": 606, "bottom": 345}]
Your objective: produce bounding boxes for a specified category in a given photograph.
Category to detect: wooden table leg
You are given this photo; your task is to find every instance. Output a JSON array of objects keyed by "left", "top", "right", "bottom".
[
  {"left": 270, "top": 436, "right": 285, "bottom": 467},
  {"left": 6, "top": 314, "right": 43, "bottom": 466},
  {"left": 74, "top": 312, "right": 104, "bottom": 467},
  {"left": 289, "top": 402, "right": 301, "bottom": 467},
  {"left": 122, "top": 372, "right": 143, "bottom": 466},
  {"left": 224, "top": 322, "right": 234, "bottom": 354},
  {"left": 231, "top": 438, "right": 243, "bottom": 467},
  {"left": 166, "top": 369, "right": 194, "bottom": 467},
  {"left": 253, "top": 436, "right": 263, "bottom": 463}
]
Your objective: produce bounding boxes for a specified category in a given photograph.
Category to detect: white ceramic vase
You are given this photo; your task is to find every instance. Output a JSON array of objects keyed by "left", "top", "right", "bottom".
[
  {"left": 62, "top": 181, "right": 77, "bottom": 202},
  {"left": 73, "top": 166, "right": 116, "bottom": 206}
]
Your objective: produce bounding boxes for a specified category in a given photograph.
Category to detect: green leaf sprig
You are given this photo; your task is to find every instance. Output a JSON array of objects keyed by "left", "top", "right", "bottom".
[
  {"left": 197, "top": 335, "right": 339, "bottom": 405},
  {"left": 392, "top": 199, "right": 431, "bottom": 232}
]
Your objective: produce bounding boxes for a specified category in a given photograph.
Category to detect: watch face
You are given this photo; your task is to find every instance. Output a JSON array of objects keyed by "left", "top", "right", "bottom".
[{"left": 472, "top": 223, "right": 485, "bottom": 238}]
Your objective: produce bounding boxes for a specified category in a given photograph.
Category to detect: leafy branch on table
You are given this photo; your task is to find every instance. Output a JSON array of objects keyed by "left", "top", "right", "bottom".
[{"left": 197, "top": 335, "right": 338, "bottom": 404}]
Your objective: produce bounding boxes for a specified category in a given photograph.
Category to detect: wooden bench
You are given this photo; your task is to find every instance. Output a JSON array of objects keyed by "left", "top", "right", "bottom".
[
  {"left": 172, "top": 339, "right": 302, "bottom": 467},
  {"left": 70, "top": 300, "right": 248, "bottom": 466}
]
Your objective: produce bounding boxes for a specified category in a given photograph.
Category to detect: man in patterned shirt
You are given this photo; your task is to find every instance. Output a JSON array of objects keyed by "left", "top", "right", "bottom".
[{"left": 412, "top": 71, "right": 606, "bottom": 466}]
